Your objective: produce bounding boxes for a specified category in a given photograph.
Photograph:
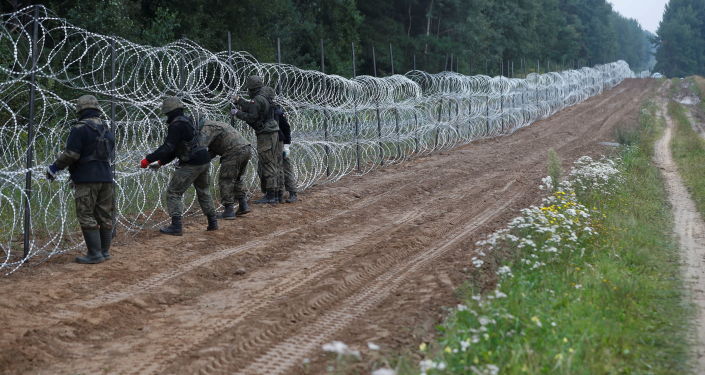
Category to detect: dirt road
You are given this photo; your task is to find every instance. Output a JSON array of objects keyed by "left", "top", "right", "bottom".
[
  {"left": 0, "top": 79, "right": 655, "bottom": 375},
  {"left": 657, "top": 90, "right": 705, "bottom": 373}
]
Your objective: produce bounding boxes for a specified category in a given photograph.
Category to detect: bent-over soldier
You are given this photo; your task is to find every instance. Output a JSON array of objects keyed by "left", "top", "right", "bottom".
[
  {"left": 200, "top": 119, "right": 252, "bottom": 219},
  {"left": 141, "top": 97, "right": 218, "bottom": 236}
]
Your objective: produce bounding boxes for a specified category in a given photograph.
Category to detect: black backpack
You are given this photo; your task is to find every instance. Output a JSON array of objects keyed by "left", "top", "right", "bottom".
[
  {"left": 175, "top": 115, "right": 208, "bottom": 162},
  {"left": 79, "top": 119, "right": 113, "bottom": 164}
]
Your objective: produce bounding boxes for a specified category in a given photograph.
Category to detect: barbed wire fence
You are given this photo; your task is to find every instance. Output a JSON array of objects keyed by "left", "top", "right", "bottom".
[{"left": 0, "top": 5, "right": 634, "bottom": 274}]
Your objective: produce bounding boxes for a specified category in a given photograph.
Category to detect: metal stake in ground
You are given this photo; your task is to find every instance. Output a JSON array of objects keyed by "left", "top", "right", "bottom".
[
  {"left": 321, "top": 39, "right": 330, "bottom": 177},
  {"left": 23, "top": 5, "right": 39, "bottom": 260},
  {"left": 352, "top": 42, "right": 360, "bottom": 173}
]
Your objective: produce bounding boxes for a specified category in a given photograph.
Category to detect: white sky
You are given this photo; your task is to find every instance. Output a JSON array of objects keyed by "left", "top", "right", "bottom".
[{"left": 609, "top": 0, "right": 669, "bottom": 33}]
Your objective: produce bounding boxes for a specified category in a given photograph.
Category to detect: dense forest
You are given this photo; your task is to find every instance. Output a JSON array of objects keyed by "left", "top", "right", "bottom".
[
  {"left": 655, "top": 0, "right": 705, "bottom": 77},
  {"left": 3, "top": 0, "right": 654, "bottom": 77}
]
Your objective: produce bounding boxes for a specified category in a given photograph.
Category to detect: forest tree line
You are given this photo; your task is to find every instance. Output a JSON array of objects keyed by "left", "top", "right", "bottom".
[
  {"left": 655, "top": 0, "right": 705, "bottom": 77},
  {"left": 4, "top": 0, "right": 654, "bottom": 77}
]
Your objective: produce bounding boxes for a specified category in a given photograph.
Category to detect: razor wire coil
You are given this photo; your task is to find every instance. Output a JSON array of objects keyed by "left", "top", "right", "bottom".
[{"left": 0, "top": 5, "right": 634, "bottom": 273}]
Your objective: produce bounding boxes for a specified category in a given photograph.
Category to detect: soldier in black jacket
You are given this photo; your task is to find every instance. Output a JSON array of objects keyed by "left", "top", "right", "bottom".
[
  {"left": 141, "top": 97, "right": 218, "bottom": 236},
  {"left": 45, "top": 95, "right": 115, "bottom": 264}
]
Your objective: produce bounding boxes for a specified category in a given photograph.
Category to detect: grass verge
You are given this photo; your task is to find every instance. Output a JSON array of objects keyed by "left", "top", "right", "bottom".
[
  {"left": 404, "top": 101, "right": 691, "bottom": 375},
  {"left": 670, "top": 91, "right": 705, "bottom": 219}
]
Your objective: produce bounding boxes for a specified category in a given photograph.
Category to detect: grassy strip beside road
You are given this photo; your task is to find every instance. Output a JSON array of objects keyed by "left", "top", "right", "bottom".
[
  {"left": 410, "top": 101, "right": 690, "bottom": 375},
  {"left": 670, "top": 92, "right": 705, "bottom": 219}
]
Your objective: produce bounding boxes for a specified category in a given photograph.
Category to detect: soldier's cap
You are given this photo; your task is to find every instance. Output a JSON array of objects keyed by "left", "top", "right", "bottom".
[
  {"left": 75, "top": 95, "right": 100, "bottom": 113},
  {"left": 245, "top": 75, "right": 264, "bottom": 90},
  {"left": 160, "top": 96, "right": 184, "bottom": 115}
]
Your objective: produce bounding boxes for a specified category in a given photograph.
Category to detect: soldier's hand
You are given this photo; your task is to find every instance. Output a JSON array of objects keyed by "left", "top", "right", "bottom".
[
  {"left": 45, "top": 164, "right": 59, "bottom": 181},
  {"left": 283, "top": 144, "right": 291, "bottom": 158},
  {"left": 230, "top": 108, "right": 239, "bottom": 116},
  {"left": 149, "top": 161, "right": 162, "bottom": 170}
]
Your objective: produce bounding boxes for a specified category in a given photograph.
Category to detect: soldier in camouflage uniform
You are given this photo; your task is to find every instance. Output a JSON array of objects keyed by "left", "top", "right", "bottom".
[
  {"left": 231, "top": 76, "right": 282, "bottom": 204},
  {"left": 141, "top": 97, "right": 218, "bottom": 236},
  {"left": 45, "top": 95, "right": 115, "bottom": 264},
  {"left": 200, "top": 119, "right": 252, "bottom": 219}
]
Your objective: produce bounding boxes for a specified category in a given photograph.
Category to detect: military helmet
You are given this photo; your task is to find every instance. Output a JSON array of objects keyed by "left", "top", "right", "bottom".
[
  {"left": 160, "top": 96, "right": 184, "bottom": 115},
  {"left": 75, "top": 95, "right": 100, "bottom": 113},
  {"left": 245, "top": 75, "right": 264, "bottom": 90}
]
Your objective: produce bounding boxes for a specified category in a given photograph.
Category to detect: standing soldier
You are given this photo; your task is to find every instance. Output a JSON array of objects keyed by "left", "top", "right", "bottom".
[
  {"left": 231, "top": 75, "right": 282, "bottom": 204},
  {"left": 140, "top": 97, "right": 218, "bottom": 235},
  {"left": 275, "top": 106, "right": 298, "bottom": 203},
  {"left": 199, "top": 119, "right": 252, "bottom": 219},
  {"left": 45, "top": 95, "right": 115, "bottom": 264}
]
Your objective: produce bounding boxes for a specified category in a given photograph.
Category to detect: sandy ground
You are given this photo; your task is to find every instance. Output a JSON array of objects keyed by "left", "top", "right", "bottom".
[
  {"left": 657, "top": 89, "right": 705, "bottom": 373},
  {"left": 0, "top": 79, "right": 655, "bottom": 375}
]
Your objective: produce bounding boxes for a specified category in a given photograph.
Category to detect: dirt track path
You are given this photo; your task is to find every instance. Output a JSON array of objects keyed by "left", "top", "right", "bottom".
[
  {"left": 0, "top": 79, "right": 654, "bottom": 375},
  {"left": 657, "top": 93, "right": 705, "bottom": 373}
]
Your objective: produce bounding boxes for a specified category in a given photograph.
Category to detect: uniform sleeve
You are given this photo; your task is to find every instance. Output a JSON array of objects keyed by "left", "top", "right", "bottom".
[
  {"left": 146, "top": 121, "right": 184, "bottom": 163},
  {"left": 53, "top": 127, "right": 82, "bottom": 169},
  {"left": 235, "top": 96, "right": 265, "bottom": 123}
]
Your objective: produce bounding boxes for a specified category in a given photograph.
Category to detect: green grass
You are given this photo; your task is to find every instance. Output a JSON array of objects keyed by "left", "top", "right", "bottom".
[
  {"left": 401, "top": 101, "right": 691, "bottom": 374},
  {"left": 670, "top": 90, "right": 705, "bottom": 219}
]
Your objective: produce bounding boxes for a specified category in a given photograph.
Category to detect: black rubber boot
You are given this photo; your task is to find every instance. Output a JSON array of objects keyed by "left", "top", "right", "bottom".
[
  {"left": 76, "top": 229, "right": 105, "bottom": 264},
  {"left": 286, "top": 192, "right": 298, "bottom": 203},
  {"left": 218, "top": 204, "right": 236, "bottom": 220},
  {"left": 253, "top": 191, "right": 279, "bottom": 205},
  {"left": 236, "top": 197, "right": 251, "bottom": 215},
  {"left": 100, "top": 228, "right": 113, "bottom": 260},
  {"left": 159, "top": 216, "right": 183, "bottom": 236},
  {"left": 207, "top": 215, "right": 219, "bottom": 231},
  {"left": 277, "top": 191, "right": 284, "bottom": 204}
]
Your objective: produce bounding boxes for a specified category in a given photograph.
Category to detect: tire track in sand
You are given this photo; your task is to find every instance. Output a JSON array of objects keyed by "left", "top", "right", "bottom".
[
  {"left": 658, "top": 95, "right": 705, "bottom": 373},
  {"left": 230, "top": 186, "right": 522, "bottom": 375}
]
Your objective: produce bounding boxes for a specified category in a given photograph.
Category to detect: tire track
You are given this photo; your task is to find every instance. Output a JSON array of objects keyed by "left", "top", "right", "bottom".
[{"left": 232, "top": 187, "right": 522, "bottom": 375}]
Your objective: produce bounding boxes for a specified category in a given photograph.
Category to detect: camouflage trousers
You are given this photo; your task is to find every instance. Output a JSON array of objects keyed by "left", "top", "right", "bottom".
[
  {"left": 166, "top": 162, "right": 216, "bottom": 217},
  {"left": 256, "top": 132, "right": 282, "bottom": 192},
  {"left": 279, "top": 142, "right": 298, "bottom": 193},
  {"left": 218, "top": 146, "right": 251, "bottom": 205},
  {"left": 74, "top": 182, "right": 114, "bottom": 230}
]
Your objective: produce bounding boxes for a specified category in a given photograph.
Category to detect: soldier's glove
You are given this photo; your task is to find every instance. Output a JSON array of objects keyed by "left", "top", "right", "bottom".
[
  {"left": 149, "top": 161, "right": 162, "bottom": 170},
  {"left": 45, "top": 164, "right": 59, "bottom": 181},
  {"left": 283, "top": 144, "right": 291, "bottom": 158},
  {"left": 140, "top": 158, "right": 150, "bottom": 169}
]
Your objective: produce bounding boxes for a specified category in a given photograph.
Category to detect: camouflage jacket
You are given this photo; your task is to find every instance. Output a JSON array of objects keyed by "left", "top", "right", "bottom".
[
  {"left": 235, "top": 86, "right": 280, "bottom": 134},
  {"left": 201, "top": 120, "right": 250, "bottom": 157}
]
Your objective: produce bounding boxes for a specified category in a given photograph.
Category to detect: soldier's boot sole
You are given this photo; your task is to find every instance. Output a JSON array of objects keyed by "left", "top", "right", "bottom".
[
  {"left": 75, "top": 255, "right": 105, "bottom": 264},
  {"left": 159, "top": 227, "right": 183, "bottom": 236}
]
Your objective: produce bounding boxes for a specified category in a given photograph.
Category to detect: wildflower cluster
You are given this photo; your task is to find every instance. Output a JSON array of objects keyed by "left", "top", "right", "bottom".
[{"left": 418, "top": 155, "right": 622, "bottom": 374}]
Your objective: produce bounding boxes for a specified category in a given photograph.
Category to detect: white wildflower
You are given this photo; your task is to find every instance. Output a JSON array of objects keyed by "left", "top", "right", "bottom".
[
  {"left": 372, "top": 369, "right": 396, "bottom": 375},
  {"left": 322, "top": 341, "right": 360, "bottom": 358}
]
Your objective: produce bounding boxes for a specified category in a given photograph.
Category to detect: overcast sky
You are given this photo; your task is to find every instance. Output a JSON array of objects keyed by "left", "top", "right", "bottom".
[{"left": 609, "top": 0, "right": 669, "bottom": 33}]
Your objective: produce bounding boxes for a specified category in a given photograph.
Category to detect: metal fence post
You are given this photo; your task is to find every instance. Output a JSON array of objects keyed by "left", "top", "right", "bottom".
[
  {"left": 321, "top": 39, "right": 330, "bottom": 177},
  {"left": 23, "top": 5, "right": 39, "bottom": 259},
  {"left": 389, "top": 43, "right": 395, "bottom": 75},
  {"left": 372, "top": 46, "right": 383, "bottom": 165},
  {"left": 109, "top": 38, "right": 118, "bottom": 235},
  {"left": 352, "top": 43, "right": 360, "bottom": 173}
]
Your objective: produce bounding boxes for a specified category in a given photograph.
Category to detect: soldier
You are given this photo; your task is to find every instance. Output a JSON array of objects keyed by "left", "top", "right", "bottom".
[
  {"left": 141, "top": 97, "right": 218, "bottom": 236},
  {"left": 200, "top": 119, "right": 252, "bottom": 219},
  {"left": 275, "top": 106, "right": 298, "bottom": 203},
  {"left": 231, "top": 75, "right": 282, "bottom": 204},
  {"left": 45, "top": 95, "right": 115, "bottom": 264}
]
